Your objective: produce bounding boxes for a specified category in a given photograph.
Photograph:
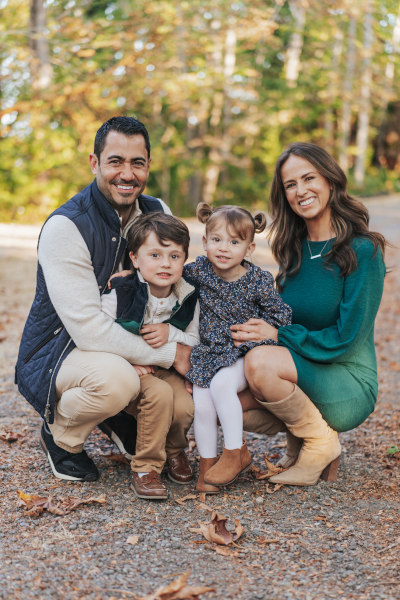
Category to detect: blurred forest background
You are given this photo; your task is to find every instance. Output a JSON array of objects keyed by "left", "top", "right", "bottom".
[{"left": 1, "top": 0, "right": 400, "bottom": 222}]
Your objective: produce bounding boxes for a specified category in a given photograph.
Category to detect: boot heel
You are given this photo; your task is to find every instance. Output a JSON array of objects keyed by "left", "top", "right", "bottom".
[{"left": 320, "top": 456, "right": 340, "bottom": 482}]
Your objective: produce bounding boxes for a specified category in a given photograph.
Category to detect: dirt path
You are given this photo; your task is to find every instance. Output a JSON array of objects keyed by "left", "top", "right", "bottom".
[{"left": 0, "top": 197, "right": 399, "bottom": 600}]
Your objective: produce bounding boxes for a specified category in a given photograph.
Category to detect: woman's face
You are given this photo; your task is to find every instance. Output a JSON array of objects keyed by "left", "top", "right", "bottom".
[{"left": 280, "top": 155, "right": 332, "bottom": 227}]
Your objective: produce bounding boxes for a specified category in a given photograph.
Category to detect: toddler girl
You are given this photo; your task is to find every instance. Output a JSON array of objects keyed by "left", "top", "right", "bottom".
[{"left": 184, "top": 203, "right": 292, "bottom": 493}]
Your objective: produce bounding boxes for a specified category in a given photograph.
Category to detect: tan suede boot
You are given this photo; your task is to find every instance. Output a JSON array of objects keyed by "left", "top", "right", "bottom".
[
  {"left": 264, "top": 385, "right": 341, "bottom": 486},
  {"left": 196, "top": 457, "right": 219, "bottom": 494},
  {"left": 276, "top": 432, "right": 303, "bottom": 468},
  {"left": 204, "top": 441, "right": 251, "bottom": 486}
]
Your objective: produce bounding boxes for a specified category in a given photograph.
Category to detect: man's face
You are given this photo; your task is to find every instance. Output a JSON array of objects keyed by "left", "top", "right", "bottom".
[{"left": 89, "top": 131, "right": 151, "bottom": 213}]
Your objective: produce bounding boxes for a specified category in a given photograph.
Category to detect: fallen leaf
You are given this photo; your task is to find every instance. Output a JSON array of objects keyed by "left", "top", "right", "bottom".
[
  {"left": 17, "top": 491, "right": 106, "bottom": 517},
  {"left": 126, "top": 535, "right": 140, "bottom": 545},
  {"left": 190, "top": 510, "right": 243, "bottom": 546},
  {"left": 265, "top": 483, "right": 284, "bottom": 494},
  {"left": 136, "top": 570, "right": 215, "bottom": 600},
  {"left": 256, "top": 537, "right": 281, "bottom": 545},
  {"left": 106, "top": 453, "right": 130, "bottom": 464},
  {"left": 214, "top": 546, "right": 242, "bottom": 557},
  {"left": 175, "top": 494, "right": 197, "bottom": 506},
  {"left": 264, "top": 453, "right": 285, "bottom": 476},
  {"left": 0, "top": 430, "right": 26, "bottom": 443}
]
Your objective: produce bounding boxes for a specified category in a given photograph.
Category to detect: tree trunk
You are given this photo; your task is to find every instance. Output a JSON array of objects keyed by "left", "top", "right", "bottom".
[
  {"left": 376, "top": 5, "right": 400, "bottom": 166},
  {"left": 338, "top": 17, "right": 356, "bottom": 174},
  {"left": 29, "top": 0, "right": 52, "bottom": 90},
  {"left": 323, "top": 26, "right": 343, "bottom": 152},
  {"left": 354, "top": 5, "right": 373, "bottom": 187},
  {"left": 285, "top": 0, "right": 307, "bottom": 88}
]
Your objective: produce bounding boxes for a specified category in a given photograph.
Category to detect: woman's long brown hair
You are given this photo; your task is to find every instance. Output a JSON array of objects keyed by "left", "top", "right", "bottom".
[{"left": 268, "top": 142, "right": 387, "bottom": 291}]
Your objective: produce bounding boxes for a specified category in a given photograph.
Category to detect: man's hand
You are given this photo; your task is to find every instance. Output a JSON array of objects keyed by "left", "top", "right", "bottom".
[
  {"left": 132, "top": 364, "right": 154, "bottom": 376},
  {"left": 140, "top": 323, "right": 169, "bottom": 348},
  {"left": 173, "top": 343, "right": 192, "bottom": 376},
  {"left": 107, "top": 269, "right": 132, "bottom": 289}
]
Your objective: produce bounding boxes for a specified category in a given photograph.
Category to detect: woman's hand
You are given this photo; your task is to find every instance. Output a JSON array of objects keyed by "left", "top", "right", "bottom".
[
  {"left": 231, "top": 318, "right": 278, "bottom": 347},
  {"left": 140, "top": 323, "right": 170, "bottom": 348}
]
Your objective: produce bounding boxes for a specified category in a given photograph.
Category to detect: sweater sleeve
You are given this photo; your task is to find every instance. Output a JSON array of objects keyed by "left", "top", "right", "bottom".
[
  {"left": 277, "top": 241, "right": 385, "bottom": 363},
  {"left": 168, "top": 300, "right": 200, "bottom": 347},
  {"left": 38, "top": 215, "right": 177, "bottom": 368}
]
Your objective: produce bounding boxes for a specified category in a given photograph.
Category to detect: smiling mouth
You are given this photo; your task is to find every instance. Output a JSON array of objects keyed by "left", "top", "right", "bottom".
[
  {"left": 299, "top": 197, "right": 314, "bottom": 207},
  {"left": 114, "top": 182, "right": 138, "bottom": 193},
  {"left": 157, "top": 272, "right": 171, "bottom": 278}
]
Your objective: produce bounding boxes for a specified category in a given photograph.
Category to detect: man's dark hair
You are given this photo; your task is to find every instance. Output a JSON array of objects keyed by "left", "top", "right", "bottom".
[
  {"left": 127, "top": 213, "right": 190, "bottom": 260},
  {"left": 94, "top": 116, "right": 151, "bottom": 160}
]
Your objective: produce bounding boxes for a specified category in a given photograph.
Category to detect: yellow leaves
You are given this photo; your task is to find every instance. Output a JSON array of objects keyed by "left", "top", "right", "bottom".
[
  {"left": 135, "top": 571, "right": 215, "bottom": 600},
  {"left": 175, "top": 494, "right": 198, "bottom": 507},
  {"left": 17, "top": 490, "right": 106, "bottom": 517},
  {"left": 190, "top": 510, "right": 243, "bottom": 546}
]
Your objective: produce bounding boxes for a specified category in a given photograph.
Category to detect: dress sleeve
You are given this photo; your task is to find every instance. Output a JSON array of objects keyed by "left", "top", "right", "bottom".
[
  {"left": 277, "top": 242, "right": 385, "bottom": 363},
  {"left": 256, "top": 270, "right": 292, "bottom": 328}
]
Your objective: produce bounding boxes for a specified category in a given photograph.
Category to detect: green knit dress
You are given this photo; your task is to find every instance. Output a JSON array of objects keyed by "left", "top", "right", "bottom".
[{"left": 278, "top": 237, "right": 385, "bottom": 432}]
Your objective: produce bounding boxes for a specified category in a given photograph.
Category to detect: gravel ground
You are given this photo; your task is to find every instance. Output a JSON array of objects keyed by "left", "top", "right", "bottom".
[{"left": 0, "top": 198, "right": 399, "bottom": 600}]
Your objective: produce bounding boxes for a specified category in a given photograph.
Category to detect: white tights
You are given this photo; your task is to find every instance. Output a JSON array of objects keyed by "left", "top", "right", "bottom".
[{"left": 193, "top": 358, "right": 247, "bottom": 458}]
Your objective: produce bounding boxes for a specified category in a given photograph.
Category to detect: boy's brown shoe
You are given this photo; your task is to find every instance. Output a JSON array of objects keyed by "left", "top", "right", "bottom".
[
  {"left": 131, "top": 471, "right": 168, "bottom": 500},
  {"left": 166, "top": 451, "right": 194, "bottom": 484}
]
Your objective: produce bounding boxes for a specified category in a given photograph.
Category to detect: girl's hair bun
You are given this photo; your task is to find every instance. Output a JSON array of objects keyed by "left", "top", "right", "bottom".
[
  {"left": 253, "top": 211, "right": 267, "bottom": 234},
  {"left": 196, "top": 202, "right": 214, "bottom": 224}
]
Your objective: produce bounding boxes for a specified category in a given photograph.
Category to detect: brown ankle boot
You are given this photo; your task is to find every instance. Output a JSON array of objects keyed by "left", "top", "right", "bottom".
[
  {"left": 204, "top": 441, "right": 251, "bottom": 486},
  {"left": 196, "top": 457, "right": 219, "bottom": 494}
]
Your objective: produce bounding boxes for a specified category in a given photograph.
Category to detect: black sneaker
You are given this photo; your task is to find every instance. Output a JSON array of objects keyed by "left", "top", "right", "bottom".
[
  {"left": 97, "top": 410, "right": 137, "bottom": 460},
  {"left": 40, "top": 423, "right": 99, "bottom": 482}
]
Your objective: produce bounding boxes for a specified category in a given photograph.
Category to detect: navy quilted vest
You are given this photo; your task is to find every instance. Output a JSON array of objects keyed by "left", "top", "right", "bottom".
[{"left": 15, "top": 179, "right": 164, "bottom": 422}]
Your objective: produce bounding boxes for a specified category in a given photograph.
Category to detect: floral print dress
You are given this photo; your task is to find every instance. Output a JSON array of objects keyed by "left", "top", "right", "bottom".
[{"left": 183, "top": 256, "right": 292, "bottom": 388}]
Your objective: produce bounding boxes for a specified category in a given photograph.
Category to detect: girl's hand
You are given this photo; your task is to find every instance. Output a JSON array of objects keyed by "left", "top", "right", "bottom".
[
  {"left": 107, "top": 269, "right": 132, "bottom": 289},
  {"left": 140, "top": 323, "right": 170, "bottom": 347},
  {"left": 132, "top": 364, "right": 154, "bottom": 376},
  {"left": 231, "top": 318, "right": 278, "bottom": 347}
]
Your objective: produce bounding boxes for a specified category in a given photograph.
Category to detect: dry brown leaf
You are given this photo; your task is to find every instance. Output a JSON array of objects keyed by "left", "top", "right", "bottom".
[
  {"left": 17, "top": 490, "right": 106, "bottom": 517},
  {"left": 136, "top": 570, "right": 215, "bottom": 600},
  {"left": 264, "top": 453, "right": 285, "bottom": 476},
  {"left": 0, "top": 430, "right": 26, "bottom": 443},
  {"left": 214, "top": 546, "right": 242, "bottom": 557},
  {"left": 265, "top": 483, "right": 284, "bottom": 494},
  {"left": 126, "top": 535, "right": 140, "bottom": 545},
  {"left": 257, "top": 537, "right": 281, "bottom": 545},
  {"left": 175, "top": 494, "right": 197, "bottom": 506},
  {"left": 190, "top": 510, "right": 244, "bottom": 546},
  {"left": 106, "top": 453, "right": 130, "bottom": 464}
]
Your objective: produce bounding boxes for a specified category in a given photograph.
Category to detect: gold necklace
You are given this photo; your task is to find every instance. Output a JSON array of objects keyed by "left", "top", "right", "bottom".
[{"left": 307, "top": 239, "right": 330, "bottom": 260}]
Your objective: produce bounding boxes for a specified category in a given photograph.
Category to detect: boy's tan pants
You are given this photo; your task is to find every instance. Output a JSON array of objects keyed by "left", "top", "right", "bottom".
[
  {"left": 125, "top": 368, "right": 194, "bottom": 474},
  {"left": 50, "top": 349, "right": 141, "bottom": 453}
]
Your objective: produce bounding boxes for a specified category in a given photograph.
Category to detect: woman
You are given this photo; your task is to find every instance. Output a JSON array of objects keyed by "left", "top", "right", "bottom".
[{"left": 231, "top": 142, "right": 387, "bottom": 486}]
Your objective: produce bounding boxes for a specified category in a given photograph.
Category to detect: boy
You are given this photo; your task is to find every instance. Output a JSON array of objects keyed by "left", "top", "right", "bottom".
[{"left": 101, "top": 213, "right": 199, "bottom": 499}]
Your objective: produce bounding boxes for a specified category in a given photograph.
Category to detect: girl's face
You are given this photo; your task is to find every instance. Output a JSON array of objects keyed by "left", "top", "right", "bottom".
[
  {"left": 281, "top": 155, "right": 332, "bottom": 229},
  {"left": 203, "top": 220, "right": 255, "bottom": 281}
]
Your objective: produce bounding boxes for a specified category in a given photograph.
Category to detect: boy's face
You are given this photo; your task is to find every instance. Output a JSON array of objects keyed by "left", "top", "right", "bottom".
[{"left": 130, "top": 231, "right": 186, "bottom": 298}]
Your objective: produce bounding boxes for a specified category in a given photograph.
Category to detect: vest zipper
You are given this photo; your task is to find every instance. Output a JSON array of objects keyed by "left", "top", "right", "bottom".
[
  {"left": 44, "top": 338, "right": 72, "bottom": 423},
  {"left": 100, "top": 236, "right": 122, "bottom": 295},
  {"left": 23, "top": 326, "right": 63, "bottom": 364}
]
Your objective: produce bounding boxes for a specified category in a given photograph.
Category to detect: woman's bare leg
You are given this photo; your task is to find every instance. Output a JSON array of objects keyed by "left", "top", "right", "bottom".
[{"left": 244, "top": 346, "right": 298, "bottom": 402}]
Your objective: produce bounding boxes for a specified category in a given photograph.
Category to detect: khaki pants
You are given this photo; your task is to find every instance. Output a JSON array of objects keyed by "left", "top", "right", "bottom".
[
  {"left": 51, "top": 349, "right": 140, "bottom": 453},
  {"left": 125, "top": 368, "right": 194, "bottom": 474}
]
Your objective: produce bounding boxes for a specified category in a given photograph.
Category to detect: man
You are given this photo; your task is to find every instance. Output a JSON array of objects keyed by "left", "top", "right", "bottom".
[{"left": 15, "top": 116, "right": 193, "bottom": 493}]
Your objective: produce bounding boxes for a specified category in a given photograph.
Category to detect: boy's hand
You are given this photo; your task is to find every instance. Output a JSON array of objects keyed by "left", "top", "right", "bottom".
[
  {"left": 173, "top": 343, "right": 192, "bottom": 376},
  {"left": 140, "top": 323, "right": 169, "bottom": 347},
  {"left": 107, "top": 269, "right": 132, "bottom": 289},
  {"left": 132, "top": 364, "right": 154, "bottom": 376}
]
